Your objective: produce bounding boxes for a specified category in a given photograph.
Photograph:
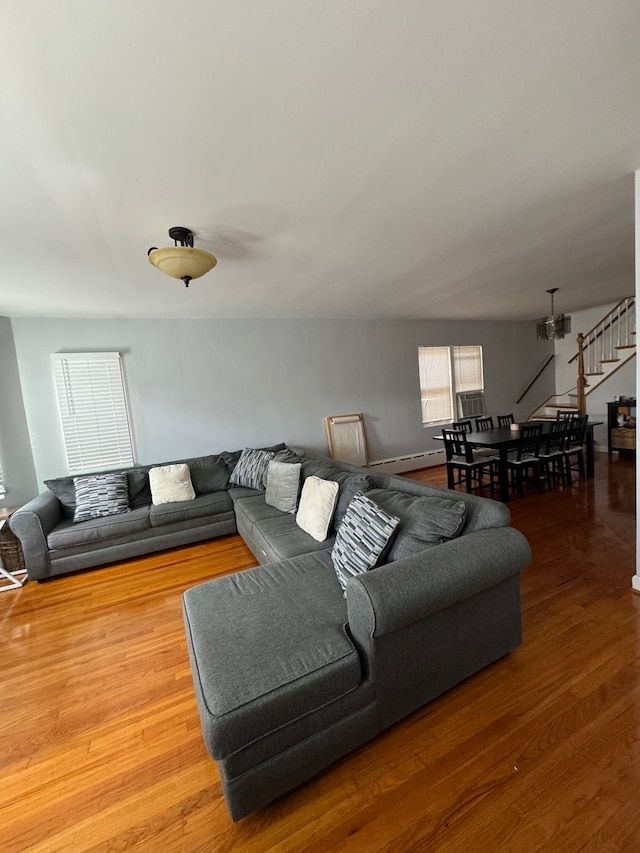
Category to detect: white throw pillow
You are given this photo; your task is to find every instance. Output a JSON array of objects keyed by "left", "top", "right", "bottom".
[
  {"left": 149, "top": 463, "right": 196, "bottom": 505},
  {"left": 295, "top": 476, "right": 339, "bottom": 541}
]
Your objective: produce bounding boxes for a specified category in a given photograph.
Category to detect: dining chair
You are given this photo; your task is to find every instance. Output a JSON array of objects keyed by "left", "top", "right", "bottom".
[
  {"left": 497, "top": 414, "right": 515, "bottom": 427},
  {"left": 475, "top": 416, "right": 494, "bottom": 430},
  {"left": 537, "top": 420, "right": 568, "bottom": 489},
  {"left": 506, "top": 422, "right": 543, "bottom": 498},
  {"left": 441, "top": 428, "right": 496, "bottom": 496},
  {"left": 556, "top": 409, "right": 582, "bottom": 421},
  {"left": 562, "top": 415, "right": 588, "bottom": 482},
  {"left": 452, "top": 420, "right": 473, "bottom": 433}
]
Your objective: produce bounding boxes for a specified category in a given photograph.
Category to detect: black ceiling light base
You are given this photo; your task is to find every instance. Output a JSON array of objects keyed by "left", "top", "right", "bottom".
[{"left": 168, "top": 226, "right": 195, "bottom": 247}]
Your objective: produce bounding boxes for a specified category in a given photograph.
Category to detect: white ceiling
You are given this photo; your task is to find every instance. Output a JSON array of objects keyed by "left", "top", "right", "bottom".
[{"left": 1, "top": 1, "right": 638, "bottom": 322}]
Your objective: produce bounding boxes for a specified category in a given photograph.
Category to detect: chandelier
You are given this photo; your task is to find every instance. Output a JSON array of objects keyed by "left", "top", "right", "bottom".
[
  {"left": 148, "top": 227, "right": 217, "bottom": 288},
  {"left": 536, "top": 288, "right": 571, "bottom": 341}
]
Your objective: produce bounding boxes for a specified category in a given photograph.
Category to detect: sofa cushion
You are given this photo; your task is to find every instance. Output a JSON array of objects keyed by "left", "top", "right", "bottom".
[
  {"left": 315, "top": 465, "right": 371, "bottom": 531},
  {"left": 127, "top": 467, "right": 152, "bottom": 508},
  {"left": 47, "top": 506, "right": 151, "bottom": 549},
  {"left": 179, "top": 455, "right": 230, "bottom": 495},
  {"left": 332, "top": 493, "right": 400, "bottom": 591},
  {"left": 73, "top": 472, "right": 130, "bottom": 523},
  {"left": 182, "top": 551, "right": 361, "bottom": 757},
  {"left": 43, "top": 476, "right": 77, "bottom": 519},
  {"left": 245, "top": 513, "right": 336, "bottom": 561},
  {"left": 366, "top": 488, "right": 466, "bottom": 561},
  {"left": 273, "top": 448, "right": 305, "bottom": 465},
  {"left": 265, "top": 460, "right": 301, "bottom": 514},
  {"left": 149, "top": 463, "right": 196, "bottom": 505},
  {"left": 46, "top": 467, "right": 151, "bottom": 517},
  {"left": 296, "top": 476, "right": 339, "bottom": 542},
  {"left": 149, "top": 491, "right": 233, "bottom": 527},
  {"left": 230, "top": 448, "right": 275, "bottom": 490}
]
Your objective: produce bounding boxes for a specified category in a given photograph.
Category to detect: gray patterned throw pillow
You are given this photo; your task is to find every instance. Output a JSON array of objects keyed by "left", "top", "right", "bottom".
[
  {"left": 73, "top": 473, "right": 130, "bottom": 523},
  {"left": 331, "top": 493, "right": 400, "bottom": 591},
  {"left": 229, "top": 448, "right": 275, "bottom": 490}
]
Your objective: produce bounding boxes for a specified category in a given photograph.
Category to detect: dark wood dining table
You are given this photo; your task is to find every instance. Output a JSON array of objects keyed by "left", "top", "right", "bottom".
[{"left": 437, "top": 420, "right": 601, "bottom": 502}]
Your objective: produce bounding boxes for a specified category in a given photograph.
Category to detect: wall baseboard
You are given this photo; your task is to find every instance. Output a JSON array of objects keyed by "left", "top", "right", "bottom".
[{"left": 368, "top": 449, "right": 445, "bottom": 474}]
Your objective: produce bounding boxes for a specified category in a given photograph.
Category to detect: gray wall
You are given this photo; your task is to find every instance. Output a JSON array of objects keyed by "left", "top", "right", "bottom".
[
  {"left": 11, "top": 316, "right": 552, "bottom": 492},
  {"left": 0, "top": 317, "right": 38, "bottom": 506}
]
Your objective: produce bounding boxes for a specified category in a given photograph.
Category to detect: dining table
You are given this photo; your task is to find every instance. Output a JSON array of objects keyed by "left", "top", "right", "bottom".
[{"left": 436, "top": 420, "right": 601, "bottom": 503}]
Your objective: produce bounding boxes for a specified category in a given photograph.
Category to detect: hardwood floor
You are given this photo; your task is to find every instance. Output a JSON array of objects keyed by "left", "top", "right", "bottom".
[{"left": 1, "top": 454, "right": 638, "bottom": 852}]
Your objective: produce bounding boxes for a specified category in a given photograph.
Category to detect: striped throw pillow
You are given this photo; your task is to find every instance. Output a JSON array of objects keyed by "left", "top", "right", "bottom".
[
  {"left": 331, "top": 493, "right": 400, "bottom": 592},
  {"left": 73, "top": 473, "right": 130, "bottom": 523},
  {"left": 229, "top": 448, "right": 275, "bottom": 490}
]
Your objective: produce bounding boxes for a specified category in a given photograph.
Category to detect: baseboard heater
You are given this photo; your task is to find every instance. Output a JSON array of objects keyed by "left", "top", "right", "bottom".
[{"left": 368, "top": 449, "right": 445, "bottom": 474}]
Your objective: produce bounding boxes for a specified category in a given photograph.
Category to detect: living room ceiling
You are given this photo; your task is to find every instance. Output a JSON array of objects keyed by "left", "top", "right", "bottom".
[{"left": 1, "top": 1, "right": 639, "bottom": 322}]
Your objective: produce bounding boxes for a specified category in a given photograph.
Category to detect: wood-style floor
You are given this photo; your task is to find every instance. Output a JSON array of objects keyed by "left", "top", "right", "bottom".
[{"left": 1, "top": 453, "right": 638, "bottom": 852}]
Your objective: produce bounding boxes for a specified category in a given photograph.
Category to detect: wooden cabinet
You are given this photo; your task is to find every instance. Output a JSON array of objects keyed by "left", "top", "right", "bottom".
[{"left": 607, "top": 400, "right": 636, "bottom": 454}]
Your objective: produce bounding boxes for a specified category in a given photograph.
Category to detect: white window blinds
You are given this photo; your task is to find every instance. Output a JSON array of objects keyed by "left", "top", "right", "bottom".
[
  {"left": 418, "top": 346, "right": 453, "bottom": 425},
  {"left": 51, "top": 352, "right": 134, "bottom": 474},
  {"left": 418, "top": 345, "right": 484, "bottom": 426},
  {"left": 453, "top": 345, "right": 484, "bottom": 393}
]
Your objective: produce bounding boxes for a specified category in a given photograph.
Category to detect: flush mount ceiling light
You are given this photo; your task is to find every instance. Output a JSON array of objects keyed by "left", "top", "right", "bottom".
[
  {"left": 536, "top": 288, "right": 571, "bottom": 341},
  {"left": 147, "top": 226, "right": 217, "bottom": 288}
]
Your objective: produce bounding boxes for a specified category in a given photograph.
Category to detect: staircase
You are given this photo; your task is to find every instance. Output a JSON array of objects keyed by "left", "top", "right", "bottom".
[{"left": 531, "top": 298, "right": 635, "bottom": 419}]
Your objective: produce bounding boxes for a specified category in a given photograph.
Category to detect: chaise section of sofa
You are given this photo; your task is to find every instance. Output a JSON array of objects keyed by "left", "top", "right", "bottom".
[{"left": 182, "top": 446, "right": 532, "bottom": 820}]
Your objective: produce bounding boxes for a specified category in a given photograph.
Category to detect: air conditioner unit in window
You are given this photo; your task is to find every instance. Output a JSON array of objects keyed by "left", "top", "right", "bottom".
[{"left": 457, "top": 391, "right": 486, "bottom": 419}]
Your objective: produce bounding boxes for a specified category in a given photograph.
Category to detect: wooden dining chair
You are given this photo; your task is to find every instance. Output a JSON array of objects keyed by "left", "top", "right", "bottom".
[
  {"left": 475, "top": 416, "right": 494, "bottom": 430},
  {"left": 441, "top": 428, "right": 496, "bottom": 496},
  {"left": 506, "top": 422, "right": 543, "bottom": 498},
  {"left": 556, "top": 409, "right": 582, "bottom": 421},
  {"left": 537, "top": 420, "right": 568, "bottom": 489},
  {"left": 452, "top": 420, "right": 473, "bottom": 433},
  {"left": 562, "top": 415, "right": 588, "bottom": 482},
  {"left": 497, "top": 413, "right": 515, "bottom": 427}
]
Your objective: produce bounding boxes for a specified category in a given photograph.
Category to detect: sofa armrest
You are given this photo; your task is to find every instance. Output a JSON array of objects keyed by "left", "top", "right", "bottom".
[
  {"left": 10, "top": 492, "right": 63, "bottom": 580},
  {"left": 346, "top": 526, "right": 532, "bottom": 641}
]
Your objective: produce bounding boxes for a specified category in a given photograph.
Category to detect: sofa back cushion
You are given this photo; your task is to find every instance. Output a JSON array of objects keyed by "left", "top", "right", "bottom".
[
  {"left": 366, "top": 488, "right": 466, "bottom": 561},
  {"left": 46, "top": 466, "right": 151, "bottom": 517},
  {"left": 177, "top": 455, "right": 229, "bottom": 494},
  {"left": 315, "top": 465, "right": 371, "bottom": 531}
]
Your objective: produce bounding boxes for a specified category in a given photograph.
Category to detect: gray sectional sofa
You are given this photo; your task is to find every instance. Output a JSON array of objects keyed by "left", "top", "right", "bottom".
[
  {"left": 181, "top": 446, "right": 532, "bottom": 820},
  {"left": 10, "top": 443, "right": 531, "bottom": 821},
  {"left": 8, "top": 446, "right": 280, "bottom": 581}
]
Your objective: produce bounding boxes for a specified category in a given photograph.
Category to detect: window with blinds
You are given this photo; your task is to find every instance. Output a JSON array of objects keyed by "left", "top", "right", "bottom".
[
  {"left": 51, "top": 352, "right": 134, "bottom": 474},
  {"left": 418, "top": 345, "right": 484, "bottom": 426}
]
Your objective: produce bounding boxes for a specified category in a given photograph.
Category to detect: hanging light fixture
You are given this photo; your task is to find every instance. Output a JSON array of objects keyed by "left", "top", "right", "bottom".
[
  {"left": 536, "top": 288, "right": 571, "bottom": 341},
  {"left": 147, "top": 226, "right": 217, "bottom": 288}
]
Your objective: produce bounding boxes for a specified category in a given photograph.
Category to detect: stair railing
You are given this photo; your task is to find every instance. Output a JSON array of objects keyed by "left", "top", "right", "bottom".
[
  {"left": 568, "top": 297, "right": 635, "bottom": 373},
  {"left": 515, "top": 354, "right": 554, "bottom": 405}
]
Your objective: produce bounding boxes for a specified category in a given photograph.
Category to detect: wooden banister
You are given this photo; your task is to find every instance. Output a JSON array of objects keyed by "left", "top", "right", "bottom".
[
  {"left": 568, "top": 298, "right": 634, "bottom": 364},
  {"left": 576, "top": 332, "right": 588, "bottom": 415},
  {"left": 515, "top": 355, "right": 554, "bottom": 404}
]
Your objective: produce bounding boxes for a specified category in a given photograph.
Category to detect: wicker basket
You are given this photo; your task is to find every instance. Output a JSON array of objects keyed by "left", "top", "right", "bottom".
[
  {"left": 611, "top": 428, "right": 636, "bottom": 450},
  {"left": 0, "top": 519, "right": 25, "bottom": 572}
]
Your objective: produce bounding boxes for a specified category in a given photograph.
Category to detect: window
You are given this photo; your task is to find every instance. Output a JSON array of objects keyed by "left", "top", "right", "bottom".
[
  {"left": 418, "top": 345, "right": 484, "bottom": 426},
  {"left": 51, "top": 352, "right": 134, "bottom": 474}
]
